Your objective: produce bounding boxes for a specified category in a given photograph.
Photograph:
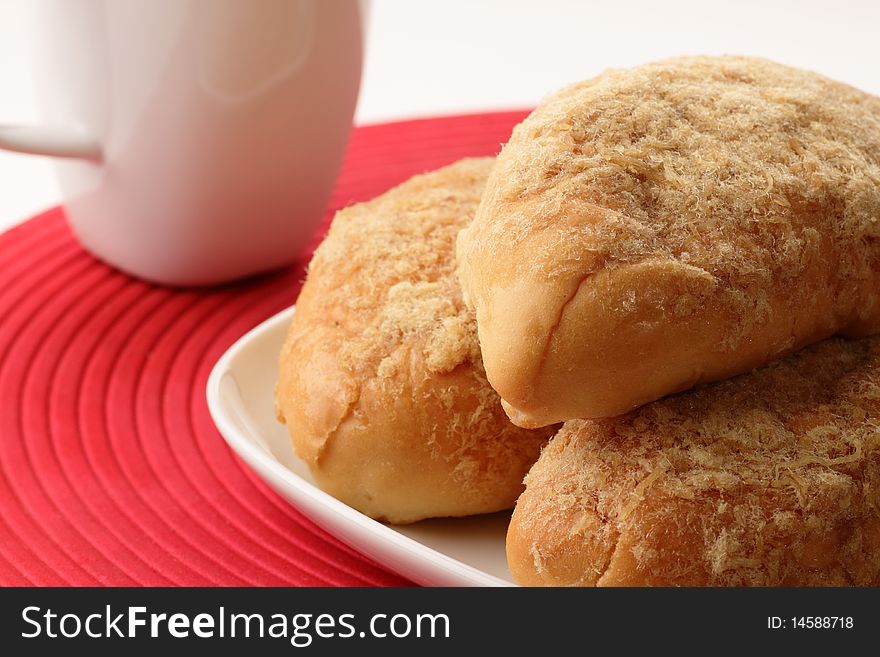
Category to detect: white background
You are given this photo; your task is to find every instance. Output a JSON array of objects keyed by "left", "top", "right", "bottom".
[{"left": 1, "top": 0, "right": 879, "bottom": 233}]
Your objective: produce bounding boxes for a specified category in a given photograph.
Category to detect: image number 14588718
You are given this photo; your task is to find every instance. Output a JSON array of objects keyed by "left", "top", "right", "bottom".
[{"left": 768, "top": 617, "right": 855, "bottom": 630}]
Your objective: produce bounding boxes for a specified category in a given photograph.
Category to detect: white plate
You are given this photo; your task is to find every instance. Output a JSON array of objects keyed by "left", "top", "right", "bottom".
[{"left": 206, "top": 306, "right": 514, "bottom": 587}]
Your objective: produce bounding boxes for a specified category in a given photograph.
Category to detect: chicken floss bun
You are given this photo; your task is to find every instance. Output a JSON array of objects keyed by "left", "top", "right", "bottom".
[
  {"left": 276, "top": 158, "right": 555, "bottom": 524},
  {"left": 508, "top": 337, "right": 880, "bottom": 586},
  {"left": 457, "top": 56, "right": 880, "bottom": 427}
]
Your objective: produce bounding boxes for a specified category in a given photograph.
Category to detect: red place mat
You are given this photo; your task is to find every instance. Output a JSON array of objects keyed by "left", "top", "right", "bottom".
[{"left": 0, "top": 110, "right": 528, "bottom": 586}]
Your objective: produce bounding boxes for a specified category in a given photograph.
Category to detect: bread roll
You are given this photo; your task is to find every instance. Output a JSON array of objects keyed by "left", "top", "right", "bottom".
[
  {"left": 457, "top": 56, "right": 880, "bottom": 428},
  {"left": 276, "top": 158, "right": 554, "bottom": 524},
  {"left": 507, "top": 336, "right": 880, "bottom": 586}
]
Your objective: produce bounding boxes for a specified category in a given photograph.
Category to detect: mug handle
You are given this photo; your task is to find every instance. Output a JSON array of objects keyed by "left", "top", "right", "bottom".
[{"left": 0, "top": 123, "right": 101, "bottom": 162}]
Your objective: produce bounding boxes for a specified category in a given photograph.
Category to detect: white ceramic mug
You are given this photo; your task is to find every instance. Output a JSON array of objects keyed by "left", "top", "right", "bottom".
[{"left": 0, "top": 0, "right": 363, "bottom": 285}]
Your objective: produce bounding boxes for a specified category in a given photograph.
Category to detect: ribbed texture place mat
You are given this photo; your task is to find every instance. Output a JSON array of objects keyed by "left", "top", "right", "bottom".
[{"left": 0, "top": 110, "right": 528, "bottom": 585}]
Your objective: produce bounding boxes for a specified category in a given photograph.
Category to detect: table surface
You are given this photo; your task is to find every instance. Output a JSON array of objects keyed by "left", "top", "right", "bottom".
[{"left": 2, "top": 0, "right": 880, "bottom": 232}]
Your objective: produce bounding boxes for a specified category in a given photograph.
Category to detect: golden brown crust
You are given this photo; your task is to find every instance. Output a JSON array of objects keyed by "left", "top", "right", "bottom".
[
  {"left": 275, "top": 158, "right": 555, "bottom": 524},
  {"left": 457, "top": 56, "right": 880, "bottom": 427},
  {"left": 508, "top": 337, "right": 880, "bottom": 586}
]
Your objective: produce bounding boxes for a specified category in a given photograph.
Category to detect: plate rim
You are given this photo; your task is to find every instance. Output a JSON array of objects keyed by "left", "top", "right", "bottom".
[{"left": 206, "top": 306, "right": 514, "bottom": 587}]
